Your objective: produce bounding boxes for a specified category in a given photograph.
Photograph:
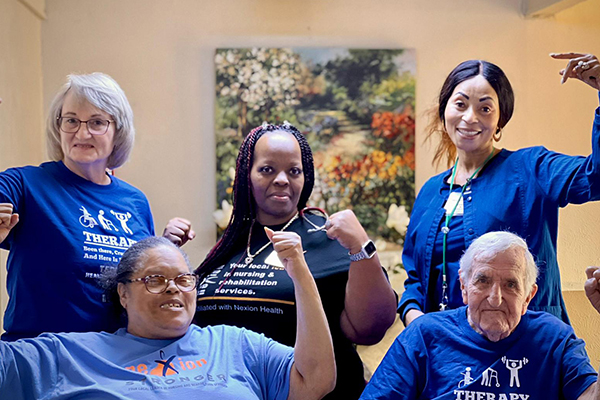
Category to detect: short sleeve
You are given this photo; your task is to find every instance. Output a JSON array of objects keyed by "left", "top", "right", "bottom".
[
  {"left": 0, "top": 335, "right": 60, "bottom": 399},
  {"left": 561, "top": 333, "right": 597, "bottom": 400},
  {"left": 241, "top": 329, "right": 295, "bottom": 400}
]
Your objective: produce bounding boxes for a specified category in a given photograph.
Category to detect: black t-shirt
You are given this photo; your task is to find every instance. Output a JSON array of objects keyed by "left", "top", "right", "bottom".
[{"left": 196, "top": 214, "right": 365, "bottom": 399}]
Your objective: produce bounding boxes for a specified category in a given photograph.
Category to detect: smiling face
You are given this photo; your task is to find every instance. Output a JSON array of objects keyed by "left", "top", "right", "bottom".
[
  {"left": 461, "top": 247, "right": 537, "bottom": 342},
  {"left": 250, "top": 130, "right": 305, "bottom": 225},
  {"left": 444, "top": 75, "right": 500, "bottom": 157},
  {"left": 117, "top": 246, "right": 196, "bottom": 339},
  {"left": 60, "top": 90, "right": 115, "bottom": 178}
]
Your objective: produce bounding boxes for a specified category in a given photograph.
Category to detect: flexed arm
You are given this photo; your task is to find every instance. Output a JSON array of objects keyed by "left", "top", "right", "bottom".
[
  {"left": 0, "top": 203, "right": 19, "bottom": 244},
  {"left": 325, "top": 210, "right": 397, "bottom": 344},
  {"left": 266, "top": 228, "right": 336, "bottom": 400}
]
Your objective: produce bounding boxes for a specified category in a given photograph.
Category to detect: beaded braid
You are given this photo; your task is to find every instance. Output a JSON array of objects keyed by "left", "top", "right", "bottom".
[{"left": 196, "top": 122, "right": 315, "bottom": 279}]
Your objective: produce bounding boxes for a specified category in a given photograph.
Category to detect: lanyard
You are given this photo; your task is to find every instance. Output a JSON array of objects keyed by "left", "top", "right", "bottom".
[{"left": 439, "top": 149, "right": 494, "bottom": 311}]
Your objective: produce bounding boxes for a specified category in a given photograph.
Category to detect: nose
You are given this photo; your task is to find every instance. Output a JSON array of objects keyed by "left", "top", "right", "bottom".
[
  {"left": 164, "top": 279, "right": 180, "bottom": 294},
  {"left": 487, "top": 282, "right": 502, "bottom": 308},
  {"left": 273, "top": 170, "right": 289, "bottom": 186},
  {"left": 462, "top": 106, "right": 478, "bottom": 124},
  {"left": 74, "top": 122, "right": 93, "bottom": 139}
]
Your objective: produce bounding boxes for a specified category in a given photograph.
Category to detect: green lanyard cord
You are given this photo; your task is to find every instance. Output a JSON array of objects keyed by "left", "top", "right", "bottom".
[{"left": 440, "top": 149, "right": 495, "bottom": 311}]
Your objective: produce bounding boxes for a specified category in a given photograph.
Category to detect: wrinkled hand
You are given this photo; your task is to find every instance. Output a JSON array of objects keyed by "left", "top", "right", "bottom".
[
  {"left": 265, "top": 227, "right": 308, "bottom": 280},
  {"left": 325, "top": 210, "right": 370, "bottom": 255},
  {"left": 0, "top": 203, "right": 19, "bottom": 244},
  {"left": 584, "top": 266, "right": 600, "bottom": 315},
  {"left": 162, "top": 217, "right": 195, "bottom": 247},
  {"left": 551, "top": 52, "right": 600, "bottom": 90}
]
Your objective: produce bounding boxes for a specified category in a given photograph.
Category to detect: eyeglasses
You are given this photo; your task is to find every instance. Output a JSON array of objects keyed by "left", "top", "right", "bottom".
[
  {"left": 57, "top": 116, "right": 114, "bottom": 135},
  {"left": 125, "top": 273, "right": 198, "bottom": 294}
]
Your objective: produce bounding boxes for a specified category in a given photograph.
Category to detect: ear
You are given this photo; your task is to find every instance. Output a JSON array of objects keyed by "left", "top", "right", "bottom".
[
  {"left": 117, "top": 282, "right": 128, "bottom": 310},
  {"left": 459, "top": 270, "right": 468, "bottom": 305},
  {"left": 521, "top": 284, "right": 538, "bottom": 315}
]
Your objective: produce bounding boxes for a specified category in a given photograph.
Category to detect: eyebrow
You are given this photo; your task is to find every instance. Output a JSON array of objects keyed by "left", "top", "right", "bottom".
[
  {"left": 455, "top": 92, "right": 495, "bottom": 103},
  {"left": 61, "top": 111, "right": 106, "bottom": 118}
]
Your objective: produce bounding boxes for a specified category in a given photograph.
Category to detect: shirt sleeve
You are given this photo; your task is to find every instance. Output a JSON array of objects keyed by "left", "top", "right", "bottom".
[
  {"left": 0, "top": 335, "right": 60, "bottom": 399},
  {"left": 397, "top": 194, "right": 426, "bottom": 319},
  {"left": 241, "top": 328, "right": 295, "bottom": 400},
  {"left": 359, "top": 328, "right": 422, "bottom": 400},
  {"left": 0, "top": 168, "right": 25, "bottom": 249},
  {"left": 527, "top": 102, "right": 600, "bottom": 207},
  {"left": 561, "top": 333, "right": 598, "bottom": 400}
]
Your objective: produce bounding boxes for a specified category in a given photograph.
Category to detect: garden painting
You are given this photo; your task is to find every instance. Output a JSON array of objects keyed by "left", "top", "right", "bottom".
[{"left": 214, "top": 48, "right": 416, "bottom": 272}]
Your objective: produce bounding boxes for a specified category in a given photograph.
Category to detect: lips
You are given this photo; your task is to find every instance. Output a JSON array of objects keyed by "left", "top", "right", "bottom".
[
  {"left": 268, "top": 192, "right": 292, "bottom": 200},
  {"left": 456, "top": 128, "right": 481, "bottom": 137}
]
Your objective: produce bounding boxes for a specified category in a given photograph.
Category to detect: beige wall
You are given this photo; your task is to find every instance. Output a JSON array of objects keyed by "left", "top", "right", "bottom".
[
  {"left": 0, "top": 0, "right": 45, "bottom": 332},
  {"left": 2, "top": 0, "right": 600, "bottom": 367}
]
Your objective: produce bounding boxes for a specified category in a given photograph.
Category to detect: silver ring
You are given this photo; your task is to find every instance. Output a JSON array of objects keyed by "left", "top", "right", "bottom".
[{"left": 582, "top": 62, "right": 591, "bottom": 70}]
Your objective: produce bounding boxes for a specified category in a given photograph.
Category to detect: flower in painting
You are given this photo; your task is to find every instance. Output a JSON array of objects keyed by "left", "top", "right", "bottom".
[
  {"left": 213, "top": 199, "right": 233, "bottom": 229},
  {"left": 386, "top": 203, "right": 409, "bottom": 234}
]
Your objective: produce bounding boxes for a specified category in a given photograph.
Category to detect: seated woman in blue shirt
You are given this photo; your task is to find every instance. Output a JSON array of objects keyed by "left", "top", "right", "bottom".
[
  {"left": 399, "top": 52, "right": 600, "bottom": 326},
  {"left": 0, "top": 236, "right": 335, "bottom": 400}
]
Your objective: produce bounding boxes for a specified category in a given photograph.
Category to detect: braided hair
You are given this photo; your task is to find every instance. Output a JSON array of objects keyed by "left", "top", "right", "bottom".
[{"left": 196, "top": 122, "right": 314, "bottom": 279}]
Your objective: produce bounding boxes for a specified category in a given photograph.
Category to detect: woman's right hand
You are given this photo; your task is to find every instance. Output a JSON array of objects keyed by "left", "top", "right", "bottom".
[
  {"left": 265, "top": 228, "right": 309, "bottom": 281},
  {"left": 0, "top": 203, "right": 19, "bottom": 244}
]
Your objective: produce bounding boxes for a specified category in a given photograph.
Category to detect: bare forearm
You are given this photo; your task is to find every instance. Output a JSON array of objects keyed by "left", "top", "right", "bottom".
[
  {"left": 288, "top": 267, "right": 335, "bottom": 400},
  {"left": 340, "top": 254, "right": 397, "bottom": 345}
]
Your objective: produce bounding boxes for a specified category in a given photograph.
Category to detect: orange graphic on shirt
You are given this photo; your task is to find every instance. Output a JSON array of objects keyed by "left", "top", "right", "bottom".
[{"left": 149, "top": 350, "right": 179, "bottom": 376}]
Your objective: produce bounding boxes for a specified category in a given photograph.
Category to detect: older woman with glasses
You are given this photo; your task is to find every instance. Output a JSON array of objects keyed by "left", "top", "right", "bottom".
[
  {"left": 0, "top": 236, "right": 336, "bottom": 400},
  {"left": 0, "top": 73, "right": 162, "bottom": 340}
]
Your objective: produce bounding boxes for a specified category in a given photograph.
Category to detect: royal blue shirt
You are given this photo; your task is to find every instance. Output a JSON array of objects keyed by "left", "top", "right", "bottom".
[
  {"left": 0, "top": 161, "right": 154, "bottom": 339},
  {"left": 399, "top": 97, "right": 600, "bottom": 323}
]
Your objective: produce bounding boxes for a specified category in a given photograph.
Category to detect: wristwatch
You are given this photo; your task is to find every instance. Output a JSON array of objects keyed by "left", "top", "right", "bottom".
[{"left": 349, "top": 240, "right": 377, "bottom": 262}]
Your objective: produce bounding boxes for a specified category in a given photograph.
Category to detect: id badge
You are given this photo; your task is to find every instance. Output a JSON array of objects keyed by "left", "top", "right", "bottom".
[{"left": 444, "top": 191, "right": 464, "bottom": 216}]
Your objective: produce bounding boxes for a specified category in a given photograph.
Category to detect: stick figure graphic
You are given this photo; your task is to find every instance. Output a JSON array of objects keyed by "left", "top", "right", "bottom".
[
  {"left": 481, "top": 367, "right": 500, "bottom": 387},
  {"left": 150, "top": 350, "right": 179, "bottom": 376},
  {"left": 110, "top": 210, "right": 133, "bottom": 234},
  {"left": 79, "top": 206, "right": 98, "bottom": 228},
  {"left": 502, "top": 356, "right": 528, "bottom": 387},
  {"left": 97, "top": 210, "right": 118, "bottom": 232},
  {"left": 458, "top": 367, "right": 474, "bottom": 387}
]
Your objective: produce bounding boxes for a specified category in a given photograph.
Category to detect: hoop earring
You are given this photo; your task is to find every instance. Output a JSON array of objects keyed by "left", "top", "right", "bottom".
[{"left": 493, "top": 128, "right": 503, "bottom": 142}]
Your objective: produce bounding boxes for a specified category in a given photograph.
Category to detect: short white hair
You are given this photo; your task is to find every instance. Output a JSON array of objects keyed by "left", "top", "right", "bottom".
[
  {"left": 459, "top": 231, "right": 538, "bottom": 290},
  {"left": 46, "top": 73, "right": 135, "bottom": 169}
]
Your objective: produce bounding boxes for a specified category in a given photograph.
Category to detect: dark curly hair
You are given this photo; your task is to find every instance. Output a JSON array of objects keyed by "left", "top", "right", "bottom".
[{"left": 196, "top": 122, "right": 314, "bottom": 279}]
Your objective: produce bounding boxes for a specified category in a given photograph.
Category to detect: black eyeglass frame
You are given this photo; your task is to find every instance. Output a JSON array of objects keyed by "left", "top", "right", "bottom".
[
  {"left": 57, "top": 116, "right": 115, "bottom": 135},
  {"left": 124, "top": 273, "right": 198, "bottom": 294}
]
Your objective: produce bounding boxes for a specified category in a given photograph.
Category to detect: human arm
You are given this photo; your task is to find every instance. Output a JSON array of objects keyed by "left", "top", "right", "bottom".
[
  {"left": 265, "top": 228, "right": 336, "bottom": 400},
  {"left": 162, "top": 217, "right": 195, "bottom": 246},
  {"left": 0, "top": 203, "right": 19, "bottom": 244},
  {"left": 325, "top": 210, "right": 397, "bottom": 344}
]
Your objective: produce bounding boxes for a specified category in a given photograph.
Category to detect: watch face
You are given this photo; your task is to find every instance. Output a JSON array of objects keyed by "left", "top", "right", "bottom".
[{"left": 364, "top": 241, "right": 376, "bottom": 256}]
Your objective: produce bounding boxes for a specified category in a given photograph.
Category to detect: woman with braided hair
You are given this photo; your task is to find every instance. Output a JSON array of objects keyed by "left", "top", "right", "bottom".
[{"left": 194, "top": 122, "right": 397, "bottom": 399}]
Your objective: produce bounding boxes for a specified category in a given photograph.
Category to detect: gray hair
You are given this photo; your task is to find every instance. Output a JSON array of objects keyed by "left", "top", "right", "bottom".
[
  {"left": 46, "top": 73, "right": 135, "bottom": 169},
  {"left": 101, "top": 237, "right": 191, "bottom": 318},
  {"left": 459, "top": 231, "right": 539, "bottom": 290}
]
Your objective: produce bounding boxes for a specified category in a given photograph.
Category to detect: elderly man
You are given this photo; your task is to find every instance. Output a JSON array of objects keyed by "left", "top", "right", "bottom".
[{"left": 361, "top": 231, "right": 598, "bottom": 400}]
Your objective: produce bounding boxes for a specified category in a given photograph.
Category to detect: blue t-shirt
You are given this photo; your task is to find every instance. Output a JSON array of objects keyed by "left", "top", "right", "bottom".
[
  {"left": 0, "top": 161, "right": 155, "bottom": 340},
  {"left": 0, "top": 324, "right": 294, "bottom": 399},
  {"left": 360, "top": 307, "right": 597, "bottom": 399}
]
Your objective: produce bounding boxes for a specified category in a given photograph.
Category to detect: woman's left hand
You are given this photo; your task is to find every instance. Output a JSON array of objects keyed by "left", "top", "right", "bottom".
[
  {"left": 265, "top": 228, "right": 309, "bottom": 280},
  {"left": 551, "top": 52, "right": 600, "bottom": 90},
  {"left": 325, "top": 210, "right": 370, "bottom": 255}
]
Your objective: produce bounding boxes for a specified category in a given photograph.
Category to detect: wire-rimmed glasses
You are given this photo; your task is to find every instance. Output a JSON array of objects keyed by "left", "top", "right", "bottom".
[
  {"left": 125, "top": 273, "right": 198, "bottom": 294},
  {"left": 57, "top": 116, "right": 114, "bottom": 135}
]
